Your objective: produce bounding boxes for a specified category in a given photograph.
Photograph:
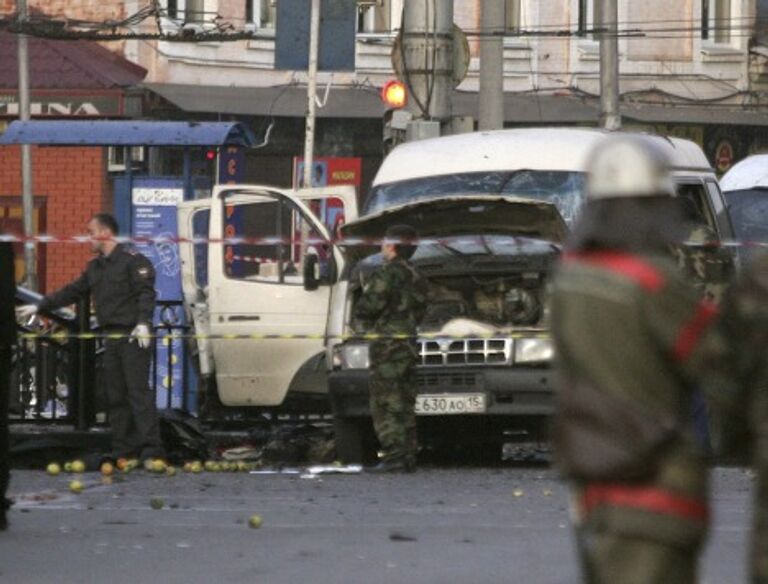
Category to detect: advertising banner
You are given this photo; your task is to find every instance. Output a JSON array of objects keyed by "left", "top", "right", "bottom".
[
  {"left": 293, "top": 156, "right": 361, "bottom": 235},
  {"left": 131, "top": 178, "right": 194, "bottom": 411}
]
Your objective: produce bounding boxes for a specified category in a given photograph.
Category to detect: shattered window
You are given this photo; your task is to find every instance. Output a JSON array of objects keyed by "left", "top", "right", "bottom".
[
  {"left": 364, "top": 171, "right": 586, "bottom": 226},
  {"left": 725, "top": 190, "right": 768, "bottom": 243}
]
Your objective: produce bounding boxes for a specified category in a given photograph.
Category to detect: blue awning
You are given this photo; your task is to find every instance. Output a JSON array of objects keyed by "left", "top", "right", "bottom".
[{"left": 0, "top": 120, "right": 256, "bottom": 146}]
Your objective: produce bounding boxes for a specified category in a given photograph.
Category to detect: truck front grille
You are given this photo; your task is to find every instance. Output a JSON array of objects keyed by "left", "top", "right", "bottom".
[{"left": 418, "top": 338, "right": 512, "bottom": 367}]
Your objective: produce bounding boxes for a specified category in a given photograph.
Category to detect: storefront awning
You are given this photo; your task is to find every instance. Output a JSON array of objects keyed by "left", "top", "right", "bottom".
[
  {"left": 143, "top": 82, "right": 601, "bottom": 123},
  {"left": 143, "top": 82, "right": 768, "bottom": 127},
  {"left": 0, "top": 120, "right": 256, "bottom": 146}
]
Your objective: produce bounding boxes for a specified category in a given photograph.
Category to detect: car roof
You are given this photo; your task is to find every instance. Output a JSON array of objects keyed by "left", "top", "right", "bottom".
[
  {"left": 720, "top": 154, "right": 768, "bottom": 192},
  {"left": 373, "top": 127, "right": 713, "bottom": 186}
]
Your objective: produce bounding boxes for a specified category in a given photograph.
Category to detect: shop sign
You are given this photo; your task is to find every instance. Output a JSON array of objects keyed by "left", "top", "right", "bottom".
[{"left": 0, "top": 93, "right": 122, "bottom": 117}]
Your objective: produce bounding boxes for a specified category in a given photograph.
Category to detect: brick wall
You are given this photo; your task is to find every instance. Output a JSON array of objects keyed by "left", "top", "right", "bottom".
[
  {"left": 0, "top": 0, "right": 124, "bottom": 20},
  {"left": 0, "top": 0, "right": 127, "bottom": 53},
  {"left": 0, "top": 145, "right": 107, "bottom": 293}
]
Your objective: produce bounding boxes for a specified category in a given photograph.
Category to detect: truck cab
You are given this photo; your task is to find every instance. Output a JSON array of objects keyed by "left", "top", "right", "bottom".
[
  {"left": 178, "top": 185, "right": 358, "bottom": 413},
  {"left": 178, "top": 128, "right": 734, "bottom": 461}
]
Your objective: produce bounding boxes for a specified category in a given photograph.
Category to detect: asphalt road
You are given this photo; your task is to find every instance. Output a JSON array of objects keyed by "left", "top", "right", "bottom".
[{"left": 0, "top": 466, "right": 753, "bottom": 584}]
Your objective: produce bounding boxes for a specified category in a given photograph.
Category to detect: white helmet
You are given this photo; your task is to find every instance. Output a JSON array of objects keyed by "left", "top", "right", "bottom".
[{"left": 586, "top": 134, "right": 677, "bottom": 200}]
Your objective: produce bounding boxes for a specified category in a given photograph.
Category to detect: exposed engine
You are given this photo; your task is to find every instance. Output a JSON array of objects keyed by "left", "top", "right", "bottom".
[{"left": 420, "top": 273, "right": 546, "bottom": 331}]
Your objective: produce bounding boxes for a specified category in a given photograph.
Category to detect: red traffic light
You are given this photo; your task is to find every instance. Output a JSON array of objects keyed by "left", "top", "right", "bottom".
[
  {"left": 381, "top": 80, "right": 407, "bottom": 109},
  {"left": 205, "top": 149, "right": 217, "bottom": 161}
]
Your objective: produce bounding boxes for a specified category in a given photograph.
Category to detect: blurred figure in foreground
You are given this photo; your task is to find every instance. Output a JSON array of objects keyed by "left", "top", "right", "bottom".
[
  {"left": 550, "top": 135, "right": 719, "bottom": 583},
  {"left": 0, "top": 234, "right": 16, "bottom": 530},
  {"left": 708, "top": 252, "right": 768, "bottom": 583}
]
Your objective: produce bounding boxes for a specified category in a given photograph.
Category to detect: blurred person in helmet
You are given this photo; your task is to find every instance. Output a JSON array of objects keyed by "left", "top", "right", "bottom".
[{"left": 550, "top": 135, "right": 720, "bottom": 583}]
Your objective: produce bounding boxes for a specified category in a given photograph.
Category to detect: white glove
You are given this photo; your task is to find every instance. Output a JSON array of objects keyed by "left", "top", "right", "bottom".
[
  {"left": 130, "top": 324, "right": 152, "bottom": 349},
  {"left": 16, "top": 304, "right": 38, "bottom": 319}
]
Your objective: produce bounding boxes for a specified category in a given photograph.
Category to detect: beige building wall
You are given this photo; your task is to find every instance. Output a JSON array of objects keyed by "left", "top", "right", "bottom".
[{"left": 626, "top": 1, "right": 693, "bottom": 62}]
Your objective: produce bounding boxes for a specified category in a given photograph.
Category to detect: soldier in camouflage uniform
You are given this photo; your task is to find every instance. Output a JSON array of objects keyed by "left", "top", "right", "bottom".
[
  {"left": 671, "top": 207, "right": 734, "bottom": 304},
  {"left": 551, "top": 135, "right": 720, "bottom": 583},
  {"left": 355, "top": 224, "right": 427, "bottom": 473},
  {"left": 707, "top": 252, "right": 768, "bottom": 583}
]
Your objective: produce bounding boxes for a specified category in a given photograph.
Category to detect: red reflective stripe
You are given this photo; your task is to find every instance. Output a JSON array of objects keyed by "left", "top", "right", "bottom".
[
  {"left": 563, "top": 251, "right": 665, "bottom": 292},
  {"left": 673, "top": 301, "right": 718, "bottom": 363},
  {"left": 583, "top": 484, "right": 708, "bottom": 522}
]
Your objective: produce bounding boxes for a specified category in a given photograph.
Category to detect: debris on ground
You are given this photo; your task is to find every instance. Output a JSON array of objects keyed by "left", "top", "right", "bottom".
[
  {"left": 389, "top": 531, "right": 418, "bottom": 542},
  {"left": 501, "top": 442, "right": 551, "bottom": 464},
  {"left": 248, "top": 514, "right": 263, "bottom": 529}
]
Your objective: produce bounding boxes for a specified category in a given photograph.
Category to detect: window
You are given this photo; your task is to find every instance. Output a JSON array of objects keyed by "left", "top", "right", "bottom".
[
  {"left": 186, "top": 0, "right": 204, "bottom": 23},
  {"left": 167, "top": 0, "right": 179, "bottom": 19},
  {"left": 702, "top": 0, "right": 732, "bottom": 43},
  {"left": 577, "top": 0, "right": 602, "bottom": 39},
  {"left": 223, "top": 194, "right": 329, "bottom": 286},
  {"left": 505, "top": 0, "right": 522, "bottom": 34},
  {"left": 246, "top": 0, "right": 275, "bottom": 29},
  {"left": 358, "top": 0, "right": 402, "bottom": 34},
  {"left": 164, "top": 0, "right": 209, "bottom": 24}
]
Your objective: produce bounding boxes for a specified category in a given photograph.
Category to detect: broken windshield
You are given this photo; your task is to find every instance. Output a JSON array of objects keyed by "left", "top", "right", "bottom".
[{"left": 364, "top": 170, "right": 586, "bottom": 226}]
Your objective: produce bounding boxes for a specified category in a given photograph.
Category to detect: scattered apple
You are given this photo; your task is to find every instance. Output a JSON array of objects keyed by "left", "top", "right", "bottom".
[
  {"left": 71, "top": 460, "right": 85, "bottom": 473},
  {"left": 100, "top": 462, "right": 114, "bottom": 476},
  {"left": 46, "top": 463, "right": 61, "bottom": 476},
  {"left": 248, "top": 514, "right": 263, "bottom": 529},
  {"left": 69, "top": 480, "right": 84, "bottom": 494}
]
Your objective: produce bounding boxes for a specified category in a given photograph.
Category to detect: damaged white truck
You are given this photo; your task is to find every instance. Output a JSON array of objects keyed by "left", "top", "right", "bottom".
[{"left": 178, "top": 128, "right": 735, "bottom": 462}]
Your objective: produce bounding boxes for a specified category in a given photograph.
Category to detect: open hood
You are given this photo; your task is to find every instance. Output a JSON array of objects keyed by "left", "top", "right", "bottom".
[{"left": 339, "top": 196, "right": 568, "bottom": 251}]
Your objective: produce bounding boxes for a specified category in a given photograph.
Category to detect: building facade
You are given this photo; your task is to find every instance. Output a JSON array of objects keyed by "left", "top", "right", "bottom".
[{"left": 2, "top": 0, "right": 768, "bottom": 186}]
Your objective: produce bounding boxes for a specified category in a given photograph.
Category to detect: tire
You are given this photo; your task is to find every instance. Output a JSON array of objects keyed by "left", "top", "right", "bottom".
[{"left": 334, "top": 416, "right": 376, "bottom": 464}]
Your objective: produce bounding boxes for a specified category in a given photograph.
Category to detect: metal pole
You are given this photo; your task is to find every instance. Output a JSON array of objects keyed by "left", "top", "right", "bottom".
[
  {"left": 303, "top": 0, "right": 321, "bottom": 188},
  {"left": 479, "top": 0, "right": 504, "bottom": 131},
  {"left": 17, "top": 0, "right": 37, "bottom": 290},
  {"left": 599, "top": 0, "right": 621, "bottom": 130},
  {"left": 402, "top": 0, "right": 454, "bottom": 121}
]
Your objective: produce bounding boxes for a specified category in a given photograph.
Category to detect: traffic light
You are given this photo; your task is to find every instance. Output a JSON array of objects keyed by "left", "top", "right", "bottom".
[
  {"left": 380, "top": 80, "right": 407, "bottom": 109},
  {"left": 381, "top": 80, "right": 410, "bottom": 154}
]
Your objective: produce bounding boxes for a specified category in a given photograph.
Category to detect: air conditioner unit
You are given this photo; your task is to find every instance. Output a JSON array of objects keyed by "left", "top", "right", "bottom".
[{"left": 107, "top": 146, "right": 147, "bottom": 172}]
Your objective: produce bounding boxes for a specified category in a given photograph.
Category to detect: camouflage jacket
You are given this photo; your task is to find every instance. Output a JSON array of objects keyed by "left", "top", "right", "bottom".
[
  {"left": 671, "top": 223, "right": 734, "bottom": 303},
  {"left": 551, "top": 250, "right": 719, "bottom": 547},
  {"left": 354, "top": 257, "right": 428, "bottom": 340}
]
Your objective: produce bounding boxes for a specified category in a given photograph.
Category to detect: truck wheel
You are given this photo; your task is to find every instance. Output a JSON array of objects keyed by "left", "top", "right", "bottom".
[{"left": 334, "top": 417, "right": 375, "bottom": 464}]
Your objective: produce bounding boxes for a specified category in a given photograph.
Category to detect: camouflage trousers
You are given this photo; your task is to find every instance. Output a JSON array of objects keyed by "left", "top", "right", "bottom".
[
  {"left": 752, "top": 410, "right": 768, "bottom": 584},
  {"left": 577, "top": 528, "right": 698, "bottom": 584},
  {"left": 369, "top": 341, "right": 418, "bottom": 464}
]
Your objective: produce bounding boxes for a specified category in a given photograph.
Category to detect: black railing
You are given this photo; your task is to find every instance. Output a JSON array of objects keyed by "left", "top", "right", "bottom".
[{"left": 12, "top": 289, "right": 195, "bottom": 429}]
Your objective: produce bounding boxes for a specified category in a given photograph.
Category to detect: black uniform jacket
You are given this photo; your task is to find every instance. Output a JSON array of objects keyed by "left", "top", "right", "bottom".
[
  {"left": 0, "top": 242, "right": 16, "bottom": 347},
  {"left": 39, "top": 245, "right": 156, "bottom": 330}
]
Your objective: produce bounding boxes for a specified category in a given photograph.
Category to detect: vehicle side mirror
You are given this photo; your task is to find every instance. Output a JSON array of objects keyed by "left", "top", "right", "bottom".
[{"left": 304, "top": 254, "right": 321, "bottom": 291}]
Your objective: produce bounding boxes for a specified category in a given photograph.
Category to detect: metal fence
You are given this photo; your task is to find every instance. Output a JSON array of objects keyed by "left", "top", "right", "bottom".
[{"left": 11, "top": 292, "right": 195, "bottom": 428}]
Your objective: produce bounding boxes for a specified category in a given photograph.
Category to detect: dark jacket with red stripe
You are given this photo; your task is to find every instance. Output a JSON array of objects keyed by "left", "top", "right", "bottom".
[{"left": 551, "top": 250, "right": 717, "bottom": 547}]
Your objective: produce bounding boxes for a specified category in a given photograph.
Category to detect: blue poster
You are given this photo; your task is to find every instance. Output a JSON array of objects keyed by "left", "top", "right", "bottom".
[{"left": 131, "top": 179, "right": 195, "bottom": 411}]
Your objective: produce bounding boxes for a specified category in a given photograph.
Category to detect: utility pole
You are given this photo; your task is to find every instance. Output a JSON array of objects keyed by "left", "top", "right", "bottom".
[
  {"left": 18, "top": 0, "right": 37, "bottom": 289},
  {"left": 402, "top": 0, "right": 454, "bottom": 123},
  {"left": 599, "top": 0, "right": 621, "bottom": 130},
  {"left": 302, "top": 0, "right": 321, "bottom": 187},
  {"left": 479, "top": 0, "right": 504, "bottom": 131}
]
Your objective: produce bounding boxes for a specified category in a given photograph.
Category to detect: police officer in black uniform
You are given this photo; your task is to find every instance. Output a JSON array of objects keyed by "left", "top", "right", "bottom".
[
  {"left": 18, "top": 213, "right": 165, "bottom": 462},
  {"left": 0, "top": 234, "right": 16, "bottom": 530}
]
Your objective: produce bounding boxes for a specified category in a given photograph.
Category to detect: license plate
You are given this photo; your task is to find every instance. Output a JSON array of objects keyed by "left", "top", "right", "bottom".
[{"left": 415, "top": 393, "right": 486, "bottom": 415}]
